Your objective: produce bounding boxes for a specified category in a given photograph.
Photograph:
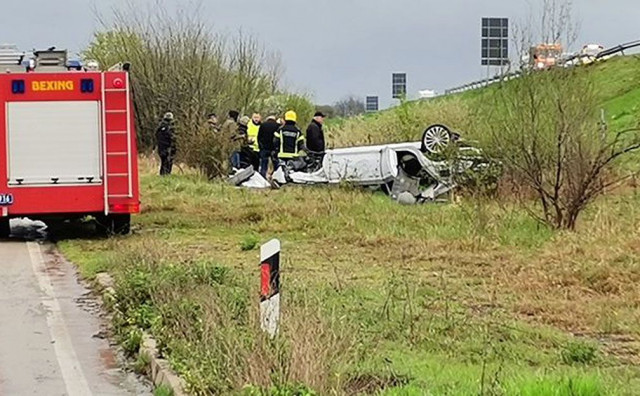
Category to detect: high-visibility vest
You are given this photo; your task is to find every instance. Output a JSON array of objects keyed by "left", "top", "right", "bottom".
[
  {"left": 247, "top": 121, "right": 260, "bottom": 152},
  {"left": 275, "top": 127, "right": 305, "bottom": 159}
]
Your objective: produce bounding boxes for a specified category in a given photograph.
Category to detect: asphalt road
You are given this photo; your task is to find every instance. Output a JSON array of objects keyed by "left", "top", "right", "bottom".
[{"left": 0, "top": 235, "right": 149, "bottom": 396}]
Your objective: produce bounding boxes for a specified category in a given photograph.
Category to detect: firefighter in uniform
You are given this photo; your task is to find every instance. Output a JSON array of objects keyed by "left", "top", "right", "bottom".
[
  {"left": 156, "top": 112, "right": 177, "bottom": 176},
  {"left": 273, "top": 111, "right": 307, "bottom": 171}
]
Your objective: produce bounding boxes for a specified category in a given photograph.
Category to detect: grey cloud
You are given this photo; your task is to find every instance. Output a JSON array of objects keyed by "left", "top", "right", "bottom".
[{"left": 2, "top": 0, "right": 638, "bottom": 108}]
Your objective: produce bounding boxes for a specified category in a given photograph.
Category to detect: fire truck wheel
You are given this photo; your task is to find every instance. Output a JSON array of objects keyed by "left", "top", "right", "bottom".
[
  {"left": 0, "top": 218, "right": 10, "bottom": 239},
  {"left": 111, "top": 214, "right": 131, "bottom": 235},
  {"left": 96, "top": 214, "right": 131, "bottom": 236}
]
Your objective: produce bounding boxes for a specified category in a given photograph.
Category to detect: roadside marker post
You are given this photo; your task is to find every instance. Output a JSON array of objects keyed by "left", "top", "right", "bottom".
[{"left": 260, "top": 239, "right": 281, "bottom": 338}]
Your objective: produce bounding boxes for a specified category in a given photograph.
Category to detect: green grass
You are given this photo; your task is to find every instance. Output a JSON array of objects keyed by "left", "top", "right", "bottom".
[
  {"left": 58, "top": 160, "right": 640, "bottom": 394},
  {"left": 56, "top": 55, "right": 640, "bottom": 395},
  {"left": 328, "top": 56, "right": 640, "bottom": 147},
  {"left": 154, "top": 384, "right": 175, "bottom": 396}
]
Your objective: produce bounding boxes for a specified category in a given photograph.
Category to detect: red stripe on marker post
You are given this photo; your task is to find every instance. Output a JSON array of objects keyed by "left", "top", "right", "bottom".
[
  {"left": 260, "top": 263, "right": 271, "bottom": 299},
  {"left": 260, "top": 239, "right": 280, "bottom": 337}
]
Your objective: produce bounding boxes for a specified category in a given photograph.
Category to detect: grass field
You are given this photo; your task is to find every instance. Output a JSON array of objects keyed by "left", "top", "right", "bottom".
[
  {"left": 59, "top": 159, "right": 640, "bottom": 395},
  {"left": 59, "top": 56, "right": 640, "bottom": 395}
]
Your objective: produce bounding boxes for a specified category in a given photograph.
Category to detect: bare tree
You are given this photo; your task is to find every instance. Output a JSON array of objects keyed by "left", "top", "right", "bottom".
[
  {"left": 539, "top": 0, "right": 579, "bottom": 46},
  {"left": 333, "top": 96, "right": 365, "bottom": 118},
  {"left": 84, "top": 1, "right": 311, "bottom": 178},
  {"left": 513, "top": 0, "right": 580, "bottom": 69},
  {"left": 482, "top": 66, "right": 640, "bottom": 230}
]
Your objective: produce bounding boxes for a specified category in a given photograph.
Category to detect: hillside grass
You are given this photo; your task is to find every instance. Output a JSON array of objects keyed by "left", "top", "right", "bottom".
[
  {"left": 58, "top": 157, "right": 640, "bottom": 395},
  {"left": 57, "top": 55, "right": 640, "bottom": 395},
  {"left": 328, "top": 56, "right": 640, "bottom": 147}
]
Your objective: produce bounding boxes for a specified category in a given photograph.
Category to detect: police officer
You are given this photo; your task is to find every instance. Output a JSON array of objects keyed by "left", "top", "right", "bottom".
[
  {"left": 273, "top": 110, "right": 307, "bottom": 171},
  {"left": 156, "top": 112, "right": 176, "bottom": 176}
]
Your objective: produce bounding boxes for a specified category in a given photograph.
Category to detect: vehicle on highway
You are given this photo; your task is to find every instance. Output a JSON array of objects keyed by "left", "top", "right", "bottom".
[
  {"left": 576, "top": 44, "right": 606, "bottom": 65},
  {"left": 231, "top": 124, "right": 496, "bottom": 204},
  {"left": 0, "top": 45, "right": 139, "bottom": 237},
  {"left": 529, "top": 43, "right": 564, "bottom": 70},
  {"left": 581, "top": 43, "right": 605, "bottom": 58}
]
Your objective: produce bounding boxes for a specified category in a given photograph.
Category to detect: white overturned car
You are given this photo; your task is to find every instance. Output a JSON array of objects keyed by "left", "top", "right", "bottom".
[{"left": 230, "top": 124, "right": 493, "bottom": 204}]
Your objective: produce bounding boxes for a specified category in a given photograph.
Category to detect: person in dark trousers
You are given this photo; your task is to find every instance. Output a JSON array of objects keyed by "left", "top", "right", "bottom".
[
  {"left": 257, "top": 115, "right": 280, "bottom": 177},
  {"left": 156, "top": 112, "right": 176, "bottom": 176},
  {"left": 230, "top": 116, "right": 251, "bottom": 170},
  {"left": 273, "top": 110, "right": 307, "bottom": 171},
  {"left": 306, "top": 111, "right": 326, "bottom": 168}
]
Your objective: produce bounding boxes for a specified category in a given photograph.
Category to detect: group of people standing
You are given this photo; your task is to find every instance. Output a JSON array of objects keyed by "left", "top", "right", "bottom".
[{"left": 155, "top": 109, "right": 326, "bottom": 178}]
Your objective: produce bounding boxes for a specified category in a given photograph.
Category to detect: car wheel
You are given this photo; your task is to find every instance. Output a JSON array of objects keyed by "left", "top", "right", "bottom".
[{"left": 421, "top": 124, "right": 452, "bottom": 155}]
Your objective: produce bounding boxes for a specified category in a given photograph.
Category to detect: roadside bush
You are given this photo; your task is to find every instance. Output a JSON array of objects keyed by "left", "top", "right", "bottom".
[
  {"left": 477, "top": 67, "right": 640, "bottom": 230},
  {"left": 109, "top": 242, "right": 358, "bottom": 395},
  {"left": 240, "top": 234, "right": 259, "bottom": 251},
  {"left": 561, "top": 340, "right": 598, "bottom": 365},
  {"left": 83, "top": 2, "right": 314, "bottom": 178}
]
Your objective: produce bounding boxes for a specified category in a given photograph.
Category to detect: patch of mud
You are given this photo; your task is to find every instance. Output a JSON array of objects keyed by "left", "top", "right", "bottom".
[{"left": 598, "top": 334, "right": 640, "bottom": 365}]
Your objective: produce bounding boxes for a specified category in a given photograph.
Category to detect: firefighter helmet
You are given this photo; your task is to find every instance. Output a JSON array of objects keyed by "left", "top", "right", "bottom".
[{"left": 284, "top": 110, "right": 297, "bottom": 123}]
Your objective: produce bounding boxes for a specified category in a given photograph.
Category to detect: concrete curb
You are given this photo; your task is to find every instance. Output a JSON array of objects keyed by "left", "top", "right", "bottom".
[
  {"left": 140, "top": 334, "right": 188, "bottom": 396},
  {"left": 94, "top": 272, "right": 188, "bottom": 396}
]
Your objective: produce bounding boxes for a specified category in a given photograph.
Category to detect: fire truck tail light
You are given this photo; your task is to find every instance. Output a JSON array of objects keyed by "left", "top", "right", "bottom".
[
  {"left": 110, "top": 202, "right": 140, "bottom": 213},
  {"left": 11, "top": 80, "right": 25, "bottom": 94},
  {"left": 80, "top": 79, "right": 94, "bottom": 93},
  {"left": 113, "top": 78, "right": 124, "bottom": 88}
]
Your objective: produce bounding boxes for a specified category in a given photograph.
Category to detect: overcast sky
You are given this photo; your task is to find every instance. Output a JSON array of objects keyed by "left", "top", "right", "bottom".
[{"left": 2, "top": 0, "right": 638, "bottom": 107}]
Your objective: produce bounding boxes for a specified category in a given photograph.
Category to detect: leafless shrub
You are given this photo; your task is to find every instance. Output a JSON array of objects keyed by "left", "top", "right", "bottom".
[
  {"left": 479, "top": 67, "right": 640, "bottom": 230},
  {"left": 334, "top": 96, "right": 366, "bottom": 118},
  {"left": 84, "top": 1, "right": 309, "bottom": 177}
]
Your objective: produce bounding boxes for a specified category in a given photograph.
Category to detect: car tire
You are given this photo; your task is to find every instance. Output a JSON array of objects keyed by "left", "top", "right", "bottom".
[{"left": 421, "top": 124, "right": 452, "bottom": 155}]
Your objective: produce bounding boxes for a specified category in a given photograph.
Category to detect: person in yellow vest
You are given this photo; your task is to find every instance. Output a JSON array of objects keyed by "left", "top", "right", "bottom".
[
  {"left": 247, "top": 113, "right": 262, "bottom": 170},
  {"left": 273, "top": 110, "right": 307, "bottom": 171}
]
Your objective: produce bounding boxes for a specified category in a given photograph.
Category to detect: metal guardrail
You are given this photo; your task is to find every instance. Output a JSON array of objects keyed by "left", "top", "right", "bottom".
[
  {"left": 442, "top": 39, "right": 640, "bottom": 96},
  {"left": 596, "top": 39, "right": 640, "bottom": 59},
  {"left": 444, "top": 71, "right": 521, "bottom": 95}
]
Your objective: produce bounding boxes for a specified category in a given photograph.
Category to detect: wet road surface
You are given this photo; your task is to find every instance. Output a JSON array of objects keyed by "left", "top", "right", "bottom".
[{"left": 0, "top": 221, "right": 150, "bottom": 396}]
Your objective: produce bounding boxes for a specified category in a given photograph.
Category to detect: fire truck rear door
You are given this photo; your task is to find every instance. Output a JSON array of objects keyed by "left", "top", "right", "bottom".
[{"left": 6, "top": 101, "right": 102, "bottom": 186}]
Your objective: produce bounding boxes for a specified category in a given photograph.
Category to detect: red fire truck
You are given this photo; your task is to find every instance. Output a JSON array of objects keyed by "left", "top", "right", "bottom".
[{"left": 0, "top": 46, "right": 139, "bottom": 237}]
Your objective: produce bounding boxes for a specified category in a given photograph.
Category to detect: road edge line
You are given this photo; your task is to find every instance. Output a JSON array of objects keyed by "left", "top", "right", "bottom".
[{"left": 27, "top": 242, "right": 93, "bottom": 396}]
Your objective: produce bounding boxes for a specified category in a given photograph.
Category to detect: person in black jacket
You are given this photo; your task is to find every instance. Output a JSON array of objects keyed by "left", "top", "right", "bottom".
[
  {"left": 257, "top": 115, "right": 280, "bottom": 177},
  {"left": 274, "top": 111, "right": 307, "bottom": 171},
  {"left": 156, "top": 112, "right": 177, "bottom": 176},
  {"left": 306, "top": 111, "right": 326, "bottom": 166}
]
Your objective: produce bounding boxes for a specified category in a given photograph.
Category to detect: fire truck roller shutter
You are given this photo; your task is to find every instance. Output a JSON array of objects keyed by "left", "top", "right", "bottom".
[{"left": 7, "top": 101, "right": 102, "bottom": 186}]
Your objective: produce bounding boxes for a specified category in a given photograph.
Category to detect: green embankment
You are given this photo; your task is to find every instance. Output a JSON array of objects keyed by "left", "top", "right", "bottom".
[
  {"left": 328, "top": 56, "right": 640, "bottom": 147},
  {"left": 59, "top": 56, "right": 640, "bottom": 395}
]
